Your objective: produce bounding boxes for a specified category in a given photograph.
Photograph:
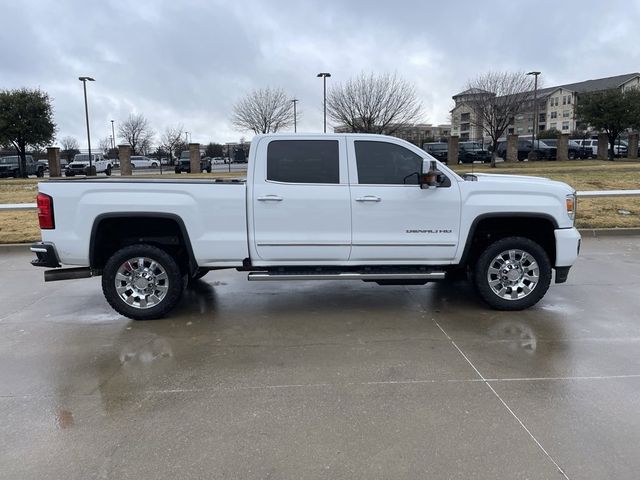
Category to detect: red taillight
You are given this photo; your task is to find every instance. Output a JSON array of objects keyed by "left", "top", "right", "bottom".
[{"left": 37, "top": 193, "right": 55, "bottom": 229}]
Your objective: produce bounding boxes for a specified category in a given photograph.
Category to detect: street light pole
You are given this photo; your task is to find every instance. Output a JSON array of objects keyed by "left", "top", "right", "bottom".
[
  {"left": 317, "top": 72, "right": 331, "bottom": 133},
  {"left": 527, "top": 71, "right": 541, "bottom": 151},
  {"left": 79, "top": 76, "right": 95, "bottom": 175},
  {"left": 291, "top": 98, "right": 298, "bottom": 133},
  {"left": 110, "top": 120, "right": 115, "bottom": 149}
]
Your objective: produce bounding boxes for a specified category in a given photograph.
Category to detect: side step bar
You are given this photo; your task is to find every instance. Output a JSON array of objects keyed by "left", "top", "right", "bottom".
[
  {"left": 44, "top": 267, "right": 94, "bottom": 282},
  {"left": 248, "top": 271, "right": 446, "bottom": 281}
]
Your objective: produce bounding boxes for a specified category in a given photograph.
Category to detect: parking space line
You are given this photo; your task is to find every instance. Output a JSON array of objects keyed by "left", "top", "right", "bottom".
[{"left": 433, "top": 321, "right": 571, "bottom": 480}]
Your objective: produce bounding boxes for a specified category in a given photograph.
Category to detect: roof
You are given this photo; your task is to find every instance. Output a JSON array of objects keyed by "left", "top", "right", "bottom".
[{"left": 453, "top": 72, "right": 640, "bottom": 100}]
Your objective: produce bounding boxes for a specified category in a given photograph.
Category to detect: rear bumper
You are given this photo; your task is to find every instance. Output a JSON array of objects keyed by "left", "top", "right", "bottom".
[{"left": 30, "top": 242, "right": 61, "bottom": 268}]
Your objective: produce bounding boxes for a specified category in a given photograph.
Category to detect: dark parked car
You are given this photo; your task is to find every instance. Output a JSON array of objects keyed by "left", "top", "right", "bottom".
[
  {"left": 496, "top": 139, "right": 557, "bottom": 161},
  {"left": 423, "top": 142, "right": 449, "bottom": 162},
  {"left": 174, "top": 158, "right": 212, "bottom": 173},
  {"left": 458, "top": 142, "right": 492, "bottom": 164},
  {"left": 541, "top": 139, "right": 590, "bottom": 159}
]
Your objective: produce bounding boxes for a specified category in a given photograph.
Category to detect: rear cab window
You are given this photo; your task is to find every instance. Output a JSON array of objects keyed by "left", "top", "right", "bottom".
[{"left": 266, "top": 140, "right": 339, "bottom": 184}]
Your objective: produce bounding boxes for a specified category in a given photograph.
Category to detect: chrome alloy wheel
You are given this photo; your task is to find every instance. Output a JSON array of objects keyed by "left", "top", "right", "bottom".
[
  {"left": 115, "top": 257, "right": 169, "bottom": 309},
  {"left": 486, "top": 249, "right": 539, "bottom": 301}
]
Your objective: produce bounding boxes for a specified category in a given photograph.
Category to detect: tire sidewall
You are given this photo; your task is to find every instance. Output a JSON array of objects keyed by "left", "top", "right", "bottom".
[
  {"left": 102, "top": 244, "right": 184, "bottom": 320},
  {"left": 473, "top": 236, "right": 552, "bottom": 310}
]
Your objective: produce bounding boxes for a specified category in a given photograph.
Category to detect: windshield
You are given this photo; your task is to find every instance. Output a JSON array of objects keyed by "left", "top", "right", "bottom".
[
  {"left": 461, "top": 142, "right": 484, "bottom": 150},
  {"left": 0, "top": 156, "right": 19, "bottom": 164},
  {"left": 73, "top": 154, "right": 96, "bottom": 162}
]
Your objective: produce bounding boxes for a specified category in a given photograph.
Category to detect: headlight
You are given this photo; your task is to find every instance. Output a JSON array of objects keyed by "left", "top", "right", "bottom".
[{"left": 566, "top": 193, "right": 577, "bottom": 222}]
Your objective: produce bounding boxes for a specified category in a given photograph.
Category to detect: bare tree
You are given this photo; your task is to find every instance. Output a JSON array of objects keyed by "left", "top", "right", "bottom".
[
  {"left": 98, "top": 137, "right": 111, "bottom": 155},
  {"left": 60, "top": 136, "right": 80, "bottom": 162},
  {"left": 326, "top": 73, "right": 422, "bottom": 134},
  {"left": 160, "top": 125, "right": 184, "bottom": 164},
  {"left": 460, "top": 71, "right": 536, "bottom": 167},
  {"left": 231, "top": 87, "right": 294, "bottom": 134},
  {"left": 118, "top": 113, "right": 155, "bottom": 154}
]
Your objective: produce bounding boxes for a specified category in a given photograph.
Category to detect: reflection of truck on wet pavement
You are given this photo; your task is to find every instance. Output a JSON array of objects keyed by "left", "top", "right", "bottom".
[{"left": 31, "top": 133, "right": 581, "bottom": 320}]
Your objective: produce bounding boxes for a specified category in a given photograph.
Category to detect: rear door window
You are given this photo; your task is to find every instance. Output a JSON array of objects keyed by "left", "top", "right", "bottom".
[{"left": 267, "top": 140, "right": 339, "bottom": 184}]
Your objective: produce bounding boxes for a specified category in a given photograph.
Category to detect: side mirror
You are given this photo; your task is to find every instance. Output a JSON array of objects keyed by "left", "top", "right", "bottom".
[{"left": 420, "top": 160, "right": 439, "bottom": 189}]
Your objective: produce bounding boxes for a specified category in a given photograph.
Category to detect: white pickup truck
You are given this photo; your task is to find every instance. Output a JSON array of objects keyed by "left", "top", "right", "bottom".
[{"left": 31, "top": 134, "right": 581, "bottom": 320}]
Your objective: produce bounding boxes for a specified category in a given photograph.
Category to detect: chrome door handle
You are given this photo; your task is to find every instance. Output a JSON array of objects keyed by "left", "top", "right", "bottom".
[
  {"left": 355, "top": 196, "right": 381, "bottom": 202},
  {"left": 257, "top": 195, "right": 283, "bottom": 202}
]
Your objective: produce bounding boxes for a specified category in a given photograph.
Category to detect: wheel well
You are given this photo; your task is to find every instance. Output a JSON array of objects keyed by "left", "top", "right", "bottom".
[
  {"left": 462, "top": 216, "right": 556, "bottom": 267},
  {"left": 90, "top": 215, "right": 195, "bottom": 274}
]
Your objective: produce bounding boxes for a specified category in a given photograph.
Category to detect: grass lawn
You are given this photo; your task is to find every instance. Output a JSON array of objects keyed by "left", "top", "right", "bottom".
[{"left": 1, "top": 161, "right": 638, "bottom": 243}]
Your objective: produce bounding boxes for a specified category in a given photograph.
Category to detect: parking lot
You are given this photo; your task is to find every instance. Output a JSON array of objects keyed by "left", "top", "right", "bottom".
[{"left": 1, "top": 235, "right": 639, "bottom": 479}]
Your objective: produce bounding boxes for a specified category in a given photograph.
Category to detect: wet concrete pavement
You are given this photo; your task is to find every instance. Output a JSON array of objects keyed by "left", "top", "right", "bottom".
[{"left": 1, "top": 236, "right": 639, "bottom": 479}]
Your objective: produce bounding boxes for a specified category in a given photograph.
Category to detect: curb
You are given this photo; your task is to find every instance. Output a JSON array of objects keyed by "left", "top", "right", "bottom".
[
  {"left": 1, "top": 229, "right": 639, "bottom": 251},
  {"left": 578, "top": 228, "right": 640, "bottom": 237}
]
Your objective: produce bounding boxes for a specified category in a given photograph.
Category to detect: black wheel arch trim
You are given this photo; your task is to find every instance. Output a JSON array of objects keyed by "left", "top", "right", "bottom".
[
  {"left": 89, "top": 212, "right": 198, "bottom": 274},
  {"left": 458, "top": 212, "right": 559, "bottom": 266}
]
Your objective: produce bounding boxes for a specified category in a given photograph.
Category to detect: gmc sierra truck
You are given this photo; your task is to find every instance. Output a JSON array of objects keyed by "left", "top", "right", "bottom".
[{"left": 30, "top": 134, "right": 581, "bottom": 320}]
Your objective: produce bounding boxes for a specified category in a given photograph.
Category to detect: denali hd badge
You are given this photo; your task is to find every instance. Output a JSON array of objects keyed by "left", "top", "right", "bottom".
[{"left": 406, "top": 229, "right": 452, "bottom": 234}]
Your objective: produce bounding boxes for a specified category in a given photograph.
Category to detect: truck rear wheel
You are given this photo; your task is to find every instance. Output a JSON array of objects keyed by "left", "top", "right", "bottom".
[
  {"left": 473, "top": 236, "right": 551, "bottom": 310},
  {"left": 102, "top": 244, "right": 184, "bottom": 320}
]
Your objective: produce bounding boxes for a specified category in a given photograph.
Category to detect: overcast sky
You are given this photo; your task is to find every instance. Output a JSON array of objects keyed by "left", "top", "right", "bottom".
[{"left": 2, "top": 0, "right": 639, "bottom": 149}]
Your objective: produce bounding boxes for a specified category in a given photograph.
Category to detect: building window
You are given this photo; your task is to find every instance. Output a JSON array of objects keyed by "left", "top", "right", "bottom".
[
  {"left": 563, "top": 111, "right": 570, "bottom": 118},
  {"left": 550, "top": 123, "right": 557, "bottom": 129},
  {"left": 562, "top": 96, "right": 567, "bottom": 105},
  {"left": 516, "top": 115, "right": 524, "bottom": 121},
  {"left": 562, "top": 121, "right": 570, "bottom": 130},
  {"left": 516, "top": 127, "right": 523, "bottom": 133},
  {"left": 460, "top": 112, "right": 470, "bottom": 121},
  {"left": 567, "top": 94, "right": 572, "bottom": 104},
  {"left": 539, "top": 113, "right": 545, "bottom": 123},
  {"left": 508, "top": 128, "right": 514, "bottom": 134},
  {"left": 550, "top": 111, "right": 557, "bottom": 119},
  {"left": 527, "top": 127, "right": 533, "bottom": 133},
  {"left": 460, "top": 123, "right": 470, "bottom": 131},
  {"left": 267, "top": 140, "right": 339, "bottom": 184}
]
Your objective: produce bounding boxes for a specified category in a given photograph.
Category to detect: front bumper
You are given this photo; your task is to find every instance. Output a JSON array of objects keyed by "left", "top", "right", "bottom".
[
  {"left": 554, "top": 227, "right": 581, "bottom": 283},
  {"left": 30, "top": 242, "right": 61, "bottom": 268}
]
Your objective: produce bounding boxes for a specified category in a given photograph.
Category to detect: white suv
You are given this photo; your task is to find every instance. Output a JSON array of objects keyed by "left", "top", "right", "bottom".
[{"left": 130, "top": 156, "right": 159, "bottom": 168}]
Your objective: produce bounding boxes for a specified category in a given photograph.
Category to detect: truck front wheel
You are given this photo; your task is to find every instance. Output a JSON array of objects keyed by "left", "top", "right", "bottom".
[
  {"left": 473, "top": 236, "right": 551, "bottom": 310},
  {"left": 102, "top": 244, "right": 184, "bottom": 320}
]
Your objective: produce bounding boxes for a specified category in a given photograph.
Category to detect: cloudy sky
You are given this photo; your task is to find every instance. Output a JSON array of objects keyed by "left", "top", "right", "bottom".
[{"left": 2, "top": 0, "right": 639, "bottom": 149}]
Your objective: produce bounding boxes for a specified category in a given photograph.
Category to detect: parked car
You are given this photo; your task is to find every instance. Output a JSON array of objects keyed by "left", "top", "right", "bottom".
[
  {"left": 541, "top": 139, "right": 590, "bottom": 159},
  {"left": 0, "top": 155, "right": 45, "bottom": 178},
  {"left": 37, "top": 159, "right": 49, "bottom": 171},
  {"left": 496, "top": 139, "right": 557, "bottom": 161},
  {"left": 458, "top": 142, "right": 492, "bottom": 164},
  {"left": 31, "top": 133, "right": 581, "bottom": 320},
  {"left": 174, "top": 157, "right": 212, "bottom": 173},
  {"left": 212, "top": 157, "right": 225, "bottom": 165},
  {"left": 575, "top": 139, "right": 627, "bottom": 158},
  {"left": 422, "top": 142, "right": 449, "bottom": 162},
  {"left": 65, "top": 153, "right": 113, "bottom": 176},
  {"left": 130, "top": 156, "right": 158, "bottom": 168}
]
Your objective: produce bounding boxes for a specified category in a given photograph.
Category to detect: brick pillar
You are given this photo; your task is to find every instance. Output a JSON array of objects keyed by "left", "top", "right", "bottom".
[
  {"left": 119, "top": 145, "right": 132, "bottom": 176},
  {"left": 628, "top": 133, "right": 639, "bottom": 159},
  {"left": 597, "top": 133, "right": 609, "bottom": 160},
  {"left": 506, "top": 134, "right": 518, "bottom": 162},
  {"left": 447, "top": 136, "right": 459, "bottom": 165},
  {"left": 47, "top": 147, "right": 61, "bottom": 177},
  {"left": 557, "top": 134, "right": 569, "bottom": 161},
  {"left": 189, "top": 143, "right": 201, "bottom": 173}
]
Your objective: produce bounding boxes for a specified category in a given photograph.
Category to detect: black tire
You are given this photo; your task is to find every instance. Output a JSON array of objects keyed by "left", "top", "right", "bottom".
[
  {"left": 102, "top": 244, "right": 184, "bottom": 320},
  {"left": 151, "top": 162, "right": 158, "bottom": 168},
  {"left": 36, "top": 168, "right": 44, "bottom": 178},
  {"left": 105, "top": 165, "right": 112, "bottom": 176},
  {"left": 473, "top": 236, "right": 551, "bottom": 310},
  {"left": 206, "top": 167, "right": 212, "bottom": 173}
]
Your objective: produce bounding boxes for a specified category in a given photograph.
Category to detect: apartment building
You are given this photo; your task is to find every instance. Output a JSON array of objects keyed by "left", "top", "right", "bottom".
[
  {"left": 333, "top": 123, "right": 451, "bottom": 146},
  {"left": 451, "top": 72, "right": 640, "bottom": 141}
]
